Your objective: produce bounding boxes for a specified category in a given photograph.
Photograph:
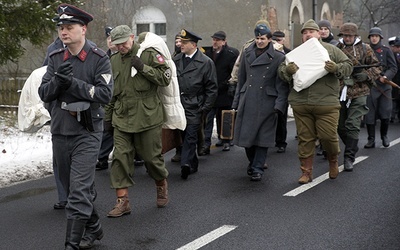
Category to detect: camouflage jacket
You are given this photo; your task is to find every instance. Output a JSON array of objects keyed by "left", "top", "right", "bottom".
[{"left": 337, "top": 38, "right": 381, "bottom": 99}]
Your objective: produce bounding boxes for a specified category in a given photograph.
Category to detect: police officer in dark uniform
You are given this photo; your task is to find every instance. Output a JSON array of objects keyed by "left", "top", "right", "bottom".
[
  {"left": 174, "top": 29, "right": 218, "bottom": 179},
  {"left": 38, "top": 3, "right": 113, "bottom": 250}
]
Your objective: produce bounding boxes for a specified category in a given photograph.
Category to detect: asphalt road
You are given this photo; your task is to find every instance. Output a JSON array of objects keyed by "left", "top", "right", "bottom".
[{"left": 1, "top": 119, "right": 400, "bottom": 250}]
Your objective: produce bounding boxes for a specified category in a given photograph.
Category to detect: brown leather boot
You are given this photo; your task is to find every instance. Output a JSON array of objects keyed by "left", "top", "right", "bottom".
[
  {"left": 298, "top": 157, "right": 313, "bottom": 184},
  {"left": 156, "top": 179, "right": 169, "bottom": 208},
  {"left": 107, "top": 196, "right": 131, "bottom": 218},
  {"left": 327, "top": 154, "right": 339, "bottom": 179}
]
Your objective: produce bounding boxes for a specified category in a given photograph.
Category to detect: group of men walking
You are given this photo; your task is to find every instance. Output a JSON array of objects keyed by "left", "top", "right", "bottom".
[{"left": 38, "top": 3, "right": 399, "bottom": 249}]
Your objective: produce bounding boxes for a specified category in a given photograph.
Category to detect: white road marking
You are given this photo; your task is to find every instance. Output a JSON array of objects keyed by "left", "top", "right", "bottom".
[
  {"left": 176, "top": 225, "right": 237, "bottom": 250},
  {"left": 283, "top": 156, "right": 369, "bottom": 197}
]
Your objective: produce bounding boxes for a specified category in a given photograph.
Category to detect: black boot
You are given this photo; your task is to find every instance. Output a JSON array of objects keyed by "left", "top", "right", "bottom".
[
  {"left": 380, "top": 119, "right": 390, "bottom": 147},
  {"left": 79, "top": 208, "right": 104, "bottom": 249},
  {"left": 364, "top": 124, "right": 375, "bottom": 148},
  {"left": 344, "top": 138, "right": 359, "bottom": 172},
  {"left": 65, "top": 219, "right": 86, "bottom": 250}
]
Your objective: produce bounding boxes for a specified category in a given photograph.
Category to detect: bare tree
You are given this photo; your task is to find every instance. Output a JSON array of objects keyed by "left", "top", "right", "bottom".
[{"left": 343, "top": 0, "right": 400, "bottom": 30}]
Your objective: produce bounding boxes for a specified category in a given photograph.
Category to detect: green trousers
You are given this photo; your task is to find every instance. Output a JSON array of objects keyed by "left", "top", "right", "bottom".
[
  {"left": 292, "top": 105, "right": 341, "bottom": 158},
  {"left": 110, "top": 125, "right": 168, "bottom": 189},
  {"left": 338, "top": 96, "right": 369, "bottom": 142}
]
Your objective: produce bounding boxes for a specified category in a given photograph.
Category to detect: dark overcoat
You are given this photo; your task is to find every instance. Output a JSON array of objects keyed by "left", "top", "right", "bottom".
[
  {"left": 204, "top": 45, "right": 239, "bottom": 107},
  {"left": 232, "top": 42, "right": 288, "bottom": 148},
  {"left": 174, "top": 50, "right": 218, "bottom": 124}
]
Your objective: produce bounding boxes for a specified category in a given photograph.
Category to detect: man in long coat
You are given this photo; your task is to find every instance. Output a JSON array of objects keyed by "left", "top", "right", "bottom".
[
  {"left": 232, "top": 23, "right": 289, "bottom": 181},
  {"left": 173, "top": 29, "right": 218, "bottom": 180}
]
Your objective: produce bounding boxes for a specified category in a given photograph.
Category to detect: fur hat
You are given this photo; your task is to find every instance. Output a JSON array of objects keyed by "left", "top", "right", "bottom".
[
  {"left": 338, "top": 23, "right": 358, "bottom": 36},
  {"left": 301, "top": 19, "right": 320, "bottom": 33}
]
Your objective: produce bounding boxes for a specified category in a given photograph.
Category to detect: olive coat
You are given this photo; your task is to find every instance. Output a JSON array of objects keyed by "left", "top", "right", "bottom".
[{"left": 232, "top": 42, "right": 289, "bottom": 148}]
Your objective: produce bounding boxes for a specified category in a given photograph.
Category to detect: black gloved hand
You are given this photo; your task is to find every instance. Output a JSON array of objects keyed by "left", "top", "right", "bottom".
[
  {"left": 57, "top": 61, "right": 73, "bottom": 75},
  {"left": 55, "top": 61, "right": 73, "bottom": 89},
  {"left": 353, "top": 72, "right": 369, "bottom": 82},
  {"left": 227, "top": 84, "right": 236, "bottom": 97},
  {"left": 131, "top": 56, "right": 144, "bottom": 71}
]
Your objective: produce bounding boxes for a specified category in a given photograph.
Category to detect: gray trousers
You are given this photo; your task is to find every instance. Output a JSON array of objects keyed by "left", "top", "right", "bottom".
[{"left": 52, "top": 132, "right": 101, "bottom": 220}]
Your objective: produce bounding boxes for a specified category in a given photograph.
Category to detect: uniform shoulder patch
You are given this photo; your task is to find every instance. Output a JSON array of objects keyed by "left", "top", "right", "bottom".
[
  {"left": 164, "top": 68, "right": 172, "bottom": 79},
  {"left": 92, "top": 47, "right": 107, "bottom": 57},
  {"left": 156, "top": 54, "right": 165, "bottom": 64}
]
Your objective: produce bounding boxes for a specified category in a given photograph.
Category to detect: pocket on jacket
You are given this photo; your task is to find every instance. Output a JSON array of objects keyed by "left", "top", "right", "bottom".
[
  {"left": 265, "top": 86, "right": 278, "bottom": 96},
  {"left": 114, "top": 100, "right": 125, "bottom": 116},
  {"left": 133, "top": 75, "right": 151, "bottom": 92}
]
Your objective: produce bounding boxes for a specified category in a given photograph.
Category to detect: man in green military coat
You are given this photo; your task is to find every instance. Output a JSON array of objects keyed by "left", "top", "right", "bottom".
[{"left": 105, "top": 25, "right": 172, "bottom": 217}]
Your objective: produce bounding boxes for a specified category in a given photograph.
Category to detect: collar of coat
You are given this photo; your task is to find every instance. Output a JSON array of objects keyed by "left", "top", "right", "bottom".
[{"left": 63, "top": 40, "right": 91, "bottom": 62}]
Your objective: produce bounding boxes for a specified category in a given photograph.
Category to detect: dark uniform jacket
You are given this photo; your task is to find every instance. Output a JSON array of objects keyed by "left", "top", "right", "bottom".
[
  {"left": 174, "top": 49, "right": 218, "bottom": 124},
  {"left": 204, "top": 45, "right": 239, "bottom": 107},
  {"left": 233, "top": 42, "right": 289, "bottom": 148},
  {"left": 39, "top": 40, "right": 113, "bottom": 135},
  {"left": 370, "top": 42, "right": 398, "bottom": 90}
]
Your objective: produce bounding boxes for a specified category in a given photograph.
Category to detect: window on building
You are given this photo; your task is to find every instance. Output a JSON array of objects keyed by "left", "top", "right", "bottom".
[
  {"left": 137, "top": 24, "right": 150, "bottom": 34},
  {"left": 133, "top": 6, "right": 167, "bottom": 42},
  {"left": 154, "top": 23, "right": 166, "bottom": 36}
]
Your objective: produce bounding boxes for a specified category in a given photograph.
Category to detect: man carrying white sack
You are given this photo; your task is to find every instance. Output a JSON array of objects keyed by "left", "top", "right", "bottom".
[{"left": 278, "top": 19, "right": 352, "bottom": 184}]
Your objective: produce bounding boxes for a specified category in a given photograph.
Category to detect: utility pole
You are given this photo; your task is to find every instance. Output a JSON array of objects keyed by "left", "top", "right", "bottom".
[{"left": 313, "top": 0, "right": 317, "bottom": 20}]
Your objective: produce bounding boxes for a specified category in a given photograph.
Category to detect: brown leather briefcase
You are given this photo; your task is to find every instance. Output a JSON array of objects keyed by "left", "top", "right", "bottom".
[
  {"left": 162, "top": 129, "right": 182, "bottom": 154},
  {"left": 220, "top": 110, "right": 236, "bottom": 140}
]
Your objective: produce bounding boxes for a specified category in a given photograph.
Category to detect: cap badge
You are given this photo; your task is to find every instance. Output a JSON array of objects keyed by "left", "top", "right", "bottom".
[
  {"left": 59, "top": 14, "right": 74, "bottom": 20},
  {"left": 181, "top": 29, "right": 186, "bottom": 37}
]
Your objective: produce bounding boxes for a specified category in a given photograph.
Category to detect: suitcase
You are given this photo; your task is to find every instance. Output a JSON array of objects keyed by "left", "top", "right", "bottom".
[
  {"left": 162, "top": 129, "right": 182, "bottom": 154},
  {"left": 220, "top": 110, "right": 236, "bottom": 140}
]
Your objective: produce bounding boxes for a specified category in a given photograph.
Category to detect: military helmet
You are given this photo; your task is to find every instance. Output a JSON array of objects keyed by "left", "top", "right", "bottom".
[{"left": 368, "top": 27, "right": 383, "bottom": 39}]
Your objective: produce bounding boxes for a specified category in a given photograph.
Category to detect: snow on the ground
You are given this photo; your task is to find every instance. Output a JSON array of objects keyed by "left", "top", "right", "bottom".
[{"left": 0, "top": 112, "right": 53, "bottom": 188}]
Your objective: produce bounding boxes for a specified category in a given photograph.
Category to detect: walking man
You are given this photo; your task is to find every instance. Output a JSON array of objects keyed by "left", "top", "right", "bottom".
[
  {"left": 39, "top": 3, "right": 113, "bottom": 249},
  {"left": 336, "top": 23, "right": 381, "bottom": 171},
  {"left": 173, "top": 29, "right": 218, "bottom": 179}
]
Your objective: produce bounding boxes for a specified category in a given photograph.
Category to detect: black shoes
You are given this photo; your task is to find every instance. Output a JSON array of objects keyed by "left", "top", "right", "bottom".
[
  {"left": 222, "top": 143, "right": 230, "bottom": 151},
  {"left": 79, "top": 227, "right": 104, "bottom": 249},
  {"left": 134, "top": 159, "right": 145, "bottom": 166},
  {"left": 181, "top": 165, "right": 190, "bottom": 179},
  {"left": 277, "top": 147, "right": 286, "bottom": 153},
  {"left": 215, "top": 140, "right": 223, "bottom": 147},
  {"left": 198, "top": 147, "right": 210, "bottom": 156},
  {"left": 382, "top": 136, "right": 390, "bottom": 148},
  {"left": 247, "top": 164, "right": 253, "bottom": 176},
  {"left": 53, "top": 201, "right": 67, "bottom": 209},
  {"left": 95, "top": 159, "right": 108, "bottom": 171},
  {"left": 251, "top": 173, "right": 262, "bottom": 181},
  {"left": 343, "top": 158, "right": 354, "bottom": 172}
]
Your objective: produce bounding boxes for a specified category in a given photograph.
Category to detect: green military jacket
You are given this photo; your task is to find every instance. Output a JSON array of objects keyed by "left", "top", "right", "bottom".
[
  {"left": 279, "top": 40, "right": 353, "bottom": 106},
  {"left": 105, "top": 43, "right": 171, "bottom": 133}
]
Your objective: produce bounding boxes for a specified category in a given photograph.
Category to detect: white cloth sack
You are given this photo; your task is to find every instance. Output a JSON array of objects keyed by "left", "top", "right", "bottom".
[
  {"left": 18, "top": 66, "right": 50, "bottom": 133},
  {"left": 131, "top": 32, "right": 186, "bottom": 130},
  {"left": 285, "top": 37, "right": 330, "bottom": 92}
]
